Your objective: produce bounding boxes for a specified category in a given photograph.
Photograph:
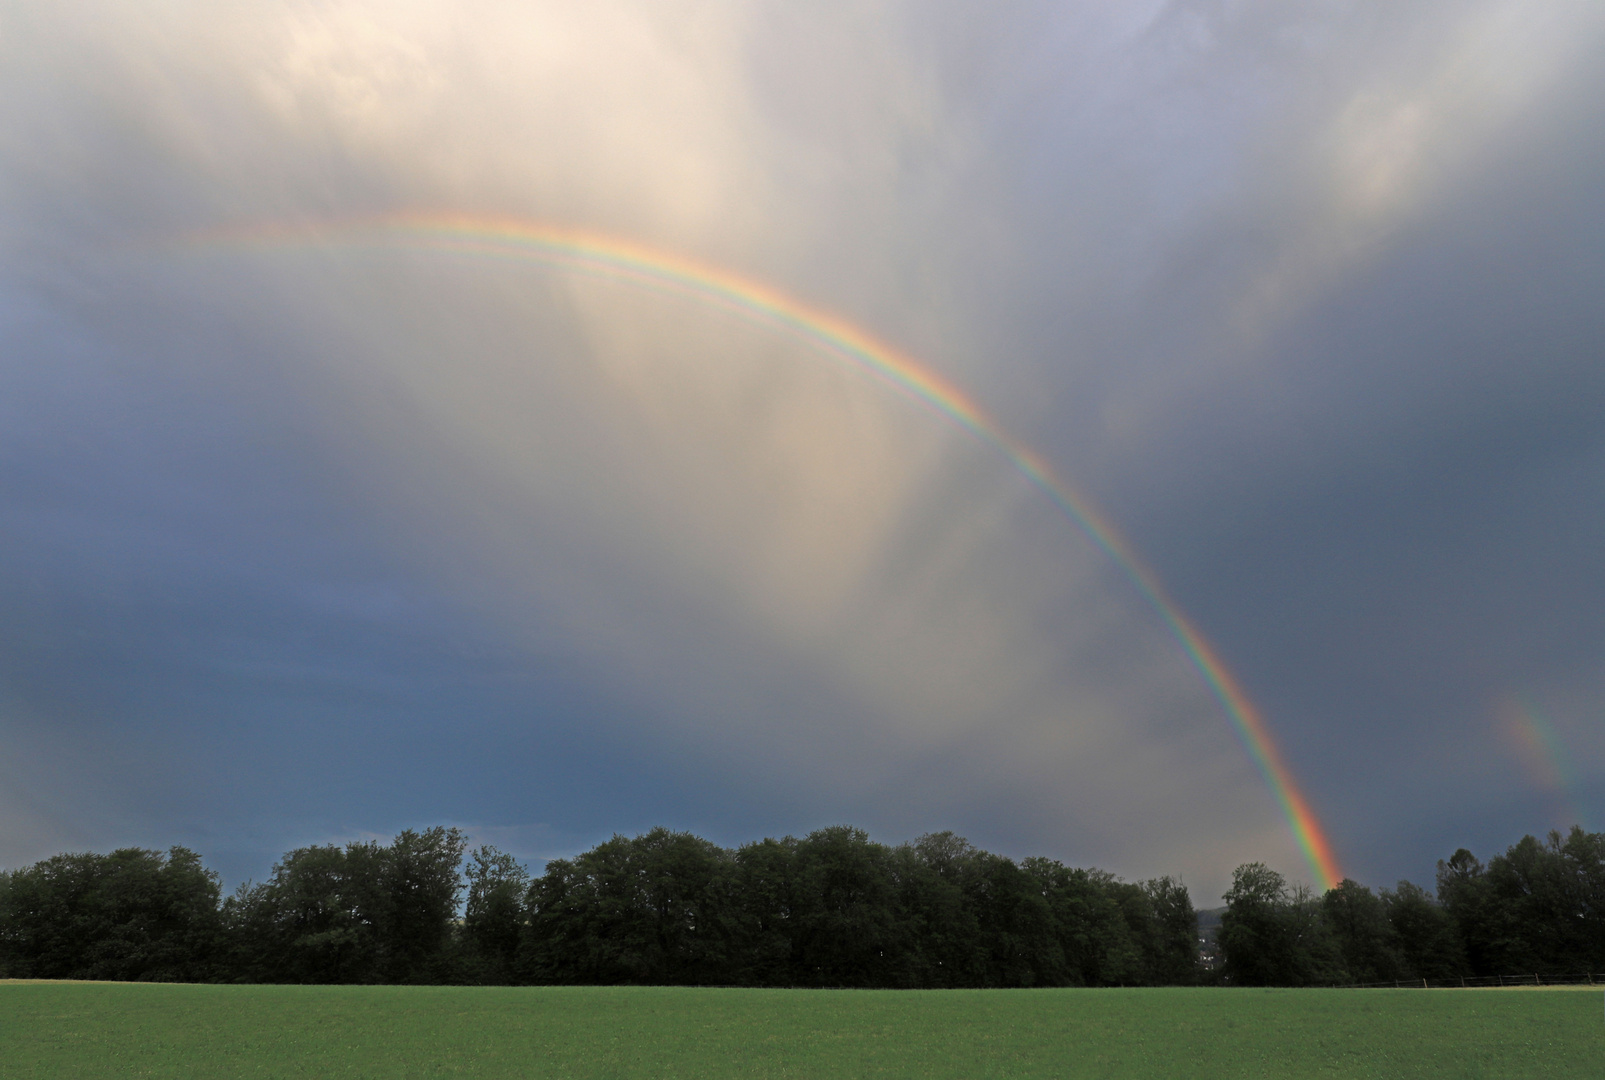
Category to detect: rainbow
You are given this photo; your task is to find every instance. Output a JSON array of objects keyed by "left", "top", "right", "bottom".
[
  {"left": 1504, "top": 695, "right": 1589, "bottom": 831},
  {"left": 182, "top": 211, "right": 1342, "bottom": 890}
]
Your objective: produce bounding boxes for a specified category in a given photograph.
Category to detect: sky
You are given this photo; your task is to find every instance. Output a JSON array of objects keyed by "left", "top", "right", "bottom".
[{"left": 2, "top": 0, "right": 1603, "bottom": 902}]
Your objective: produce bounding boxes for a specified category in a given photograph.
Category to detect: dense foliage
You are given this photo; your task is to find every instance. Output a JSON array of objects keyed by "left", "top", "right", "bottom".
[
  {"left": 516, "top": 827, "right": 1195, "bottom": 987},
  {"left": 0, "top": 847, "right": 222, "bottom": 981},
  {"left": 3, "top": 824, "right": 1601, "bottom": 986},
  {"left": 0, "top": 826, "right": 1190, "bottom": 986},
  {"left": 1215, "top": 827, "right": 1605, "bottom": 985}
]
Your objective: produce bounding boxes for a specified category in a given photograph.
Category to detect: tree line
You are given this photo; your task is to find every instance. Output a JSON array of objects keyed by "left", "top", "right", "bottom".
[
  {"left": 0, "top": 825, "right": 1191, "bottom": 986},
  {"left": 1217, "top": 826, "right": 1605, "bottom": 986},
  {"left": 1, "top": 823, "right": 1600, "bottom": 986}
]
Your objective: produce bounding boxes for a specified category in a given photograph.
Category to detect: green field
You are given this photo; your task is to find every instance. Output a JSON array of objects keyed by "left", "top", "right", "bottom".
[{"left": 1, "top": 982, "right": 1600, "bottom": 1079}]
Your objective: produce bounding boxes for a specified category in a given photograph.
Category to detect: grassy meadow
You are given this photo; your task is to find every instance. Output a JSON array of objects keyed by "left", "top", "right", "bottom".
[{"left": 1, "top": 982, "right": 1600, "bottom": 1079}]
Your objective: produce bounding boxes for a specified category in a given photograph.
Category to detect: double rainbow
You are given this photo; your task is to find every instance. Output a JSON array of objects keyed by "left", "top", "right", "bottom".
[{"left": 185, "top": 211, "right": 1342, "bottom": 890}]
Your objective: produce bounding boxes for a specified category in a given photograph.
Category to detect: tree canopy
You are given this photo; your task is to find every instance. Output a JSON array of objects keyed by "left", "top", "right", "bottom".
[{"left": 4, "top": 823, "right": 1602, "bottom": 987}]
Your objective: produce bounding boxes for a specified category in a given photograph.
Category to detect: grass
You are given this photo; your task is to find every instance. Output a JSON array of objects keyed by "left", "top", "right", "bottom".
[{"left": 1, "top": 982, "right": 1601, "bottom": 1079}]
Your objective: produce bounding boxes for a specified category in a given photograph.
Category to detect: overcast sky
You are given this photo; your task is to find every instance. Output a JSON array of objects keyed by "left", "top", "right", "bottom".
[{"left": 3, "top": 0, "right": 1602, "bottom": 901}]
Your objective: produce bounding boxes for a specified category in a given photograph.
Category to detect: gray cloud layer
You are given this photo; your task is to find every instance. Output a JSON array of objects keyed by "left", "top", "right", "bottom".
[{"left": 2, "top": 1, "right": 1602, "bottom": 897}]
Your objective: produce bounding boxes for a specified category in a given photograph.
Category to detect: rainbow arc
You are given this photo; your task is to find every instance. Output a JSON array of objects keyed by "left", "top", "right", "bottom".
[{"left": 184, "top": 211, "right": 1343, "bottom": 890}]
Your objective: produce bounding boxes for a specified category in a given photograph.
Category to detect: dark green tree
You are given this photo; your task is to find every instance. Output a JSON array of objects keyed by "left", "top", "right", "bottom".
[
  {"left": 1381, "top": 880, "right": 1467, "bottom": 981},
  {"left": 1321, "top": 879, "right": 1406, "bottom": 983},
  {"left": 1021, "top": 859, "right": 1144, "bottom": 987},
  {"left": 902, "top": 833, "right": 988, "bottom": 986},
  {"left": 787, "top": 826, "right": 905, "bottom": 986},
  {"left": 956, "top": 850, "right": 1057, "bottom": 987},
  {"left": 0, "top": 847, "right": 222, "bottom": 981},
  {"left": 1479, "top": 829, "right": 1605, "bottom": 974},
  {"left": 463, "top": 845, "right": 530, "bottom": 983},
  {"left": 223, "top": 828, "right": 465, "bottom": 984},
  {"left": 1139, "top": 876, "right": 1199, "bottom": 985},
  {"left": 376, "top": 827, "right": 467, "bottom": 983},
  {"left": 1218, "top": 862, "right": 1287, "bottom": 985},
  {"left": 522, "top": 828, "right": 737, "bottom": 984},
  {"left": 731, "top": 836, "right": 800, "bottom": 984},
  {"left": 225, "top": 843, "right": 377, "bottom": 983},
  {"left": 1436, "top": 847, "right": 1507, "bottom": 976},
  {"left": 1218, "top": 863, "right": 1342, "bottom": 986},
  {"left": 1556, "top": 827, "right": 1605, "bottom": 971}
]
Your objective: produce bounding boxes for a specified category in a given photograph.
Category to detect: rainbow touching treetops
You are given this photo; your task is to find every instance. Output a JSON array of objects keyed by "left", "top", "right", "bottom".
[{"left": 184, "top": 211, "right": 1343, "bottom": 891}]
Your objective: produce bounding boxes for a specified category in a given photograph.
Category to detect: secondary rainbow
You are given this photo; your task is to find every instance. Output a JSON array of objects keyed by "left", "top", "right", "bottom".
[
  {"left": 1505, "top": 695, "right": 1589, "bottom": 831},
  {"left": 184, "top": 211, "right": 1343, "bottom": 890}
]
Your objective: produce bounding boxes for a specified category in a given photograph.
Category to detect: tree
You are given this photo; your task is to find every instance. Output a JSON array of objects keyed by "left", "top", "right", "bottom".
[
  {"left": 0, "top": 870, "right": 10, "bottom": 978},
  {"left": 463, "top": 846, "right": 529, "bottom": 983},
  {"left": 522, "top": 828, "right": 737, "bottom": 984},
  {"left": 1381, "top": 880, "right": 1466, "bottom": 981},
  {"left": 223, "top": 828, "right": 466, "bottom": 984},
  {"left": 1477, "top": 829, "right": 1605, "bottom": 975},
  {"left": 1218, "top": 863, "right": 1288, "bottom": 985},
  {"left": 1140, "top": 876, "right": 1199, "bottom": 985},
  {"left": 1321, "top": 879, "right": 1405, "bottom": 984},
  {"left": 225, "top": 843, "right": 377, "bottom": 983},
  {"left": 1218, "top": 863, "right": 1342, "bottom": 986},
  {"left": 958, "top": 850, "right": 1057, "bottom": 987},
  {"left": 1436, "top": 847, "right": 1505, "bottom": 976},
  {"left": 787, "top": 826, "right": 905, "bottom": 986},
  {"left": 1556, "top": 827, "right": 1605, "bottom": 971},
  {"left": 731, "top": 836, "right": 799, "bottom": 985},
  {"left": 376, "top": 827, "right": 467, "bottom": 983},
  {"left": 901, "top": 834, "right": 988, "bottom": 987},
  {"left": 0, "top": 847, "right": 222, "bottom": 981},
  {"left": 1022, "top": 859, "right": 1144, "bottom": 987}
]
